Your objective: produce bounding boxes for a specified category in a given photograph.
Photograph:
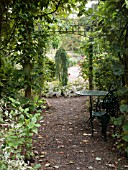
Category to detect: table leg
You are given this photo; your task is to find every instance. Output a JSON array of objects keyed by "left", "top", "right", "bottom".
[{"left": 89, "top": 96, "right": 94, "bottom": 137}]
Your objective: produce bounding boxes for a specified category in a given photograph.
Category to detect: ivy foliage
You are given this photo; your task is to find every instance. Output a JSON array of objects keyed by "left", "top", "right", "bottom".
[{"left": 0, "top": 0, "right": 86, "bottom": 98}]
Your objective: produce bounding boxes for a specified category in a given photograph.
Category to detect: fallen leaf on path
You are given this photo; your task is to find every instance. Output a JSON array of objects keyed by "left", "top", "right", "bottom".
[
  {"left": 53, "top": 165, "right": 60, "bottom": 169},
  {"left": 45, "top": 163, "right": 51, "bottom": 167},
  {"left": 124, "top": 165, "right": 128, "bottom": 168},
  {"left": 40, "top": 155, "right": 45, "bottom": 158},
  {"left": 106, "top": 163, "right": 115, "bottom": 168},
  {"left": 34, "top": 150, "right": 39, "bottom": 155},
  {"left": 56, "top": 151, "right": 64, "bottom": 154},
  {"left": 83, "top": 139, "right": 88, "bottom": 143},
  {"left": 95, "top": 157, "right": 101, "bottom": 161},
  {"left": 38, "top": 135, "right": 43, "bottom": 139},
  {"left": 41, "top": 151, "right": 47, "bottom": 155},
  {"left": 39, "top": 159, "right": 43, "bottom": 162},
  {"left": 68, "top": 160, "right": 75, "bottom": 164},
  {"left": 79, "top": 150, "right": 84, "bottom": 153},
  {"left": 88, "top": 166, "right": 93, "bottom": 169},
  {"left": 40, "top": 120, "right": 44, "bottom": 123},
  {"left": 68, "top": 139, "right": 72, "bottom": 142},
  {"left": 58, "top": 145, "right": 65, "bottom": 148},
  {"left": 80, "top": 128, "right": 84, "bottom": 131},
  {"left": 83, "top": 133, "right": 91, "bottom": 136}
]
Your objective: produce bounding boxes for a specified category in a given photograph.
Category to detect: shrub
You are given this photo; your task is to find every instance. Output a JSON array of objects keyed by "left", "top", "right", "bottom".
[{"left": 0, "top": 97, "right": 44, "bottom": 169}]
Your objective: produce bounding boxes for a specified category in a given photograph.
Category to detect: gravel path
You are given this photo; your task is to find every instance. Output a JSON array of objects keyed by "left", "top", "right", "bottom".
[{"left": 33, "top": 96, "right": 128, "bottom": 170}]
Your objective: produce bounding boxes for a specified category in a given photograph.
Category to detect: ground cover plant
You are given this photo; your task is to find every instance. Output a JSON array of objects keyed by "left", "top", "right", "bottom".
[
  {"left": 43, "top": 78, "right": 87, "bottom": 98},
  {"left": 0, "top": 96, "right": 45, "bottom": 169}
]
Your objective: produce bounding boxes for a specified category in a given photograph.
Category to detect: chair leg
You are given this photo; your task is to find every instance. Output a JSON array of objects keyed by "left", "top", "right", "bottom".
[
  {"left": 101, "top": 124, "right": 108, "bottom": 142},
  {"left": 90, "top": 116, "right": 95, "bottom": 137},
  {"left": 98, "top": 114, "right": 110, "bottom": 142},
  {"left": 91, "top": 119, "right": 94, "bottom": 137}
]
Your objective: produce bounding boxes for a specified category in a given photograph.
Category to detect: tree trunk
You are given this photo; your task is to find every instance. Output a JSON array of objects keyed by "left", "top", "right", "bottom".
[
  {"left": 25, "top": 85, "right": 31, "bottom": 98},
  {"left": 23, "top": 61, "right": 32, "bottom": 99}
]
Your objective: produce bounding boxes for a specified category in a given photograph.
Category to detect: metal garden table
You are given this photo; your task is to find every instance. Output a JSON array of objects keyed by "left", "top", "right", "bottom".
[{"left": 76, "top": 90, "right": 108, "bottom": 136}]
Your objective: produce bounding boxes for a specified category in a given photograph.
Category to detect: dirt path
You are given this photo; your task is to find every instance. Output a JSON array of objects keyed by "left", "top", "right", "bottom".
[
  {"left": 68, "top": 66, "right": 81, "bottom": 82},
  {"left": 33, "top": 96, "right": 128, "bottom": 170}
]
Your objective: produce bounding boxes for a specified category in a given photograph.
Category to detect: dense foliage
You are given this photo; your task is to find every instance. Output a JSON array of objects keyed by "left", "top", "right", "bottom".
[
  {"left": 0, "top": 0, "right": 86, "bottom": 98},
  {"left": 0, "top": 0, "right": 87, "bottom": 168},
  {"left": 79, "top": 0, "right": 128, "bottom": 156},
  {"left": 94, "top": 0, "right": 128, "bottom": 156}
]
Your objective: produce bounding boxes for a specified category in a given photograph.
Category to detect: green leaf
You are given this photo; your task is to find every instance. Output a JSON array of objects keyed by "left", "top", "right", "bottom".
[
  {"left": 19, "top": 106, "right": 24, "bottom": 112},
  {"left": 29, "top": 133, "right": 33, "bottom": 136},
  {"left": 32, "top": 128, "right": 38, "bottom": 134},
  {"left": 19, "top": 114, "right": 24, "bottom": 120},
  {"left": 120, "top": 104, "right": 128, "bottom": 113},
  {"left": 33, "top": 164, "right": 41, "bottom": 170},
  {"left": 123, "top": 124, "right": 128, "bottom": 131},
  {"left": 32, "top": 116, "right": 37, "bottom": 123},
  {"left": 125, "top": 146, "right": 128, "bottom": 154},
  {"left": 35, "top": 123, "right": 41, "bottom": 127},
  {"left": 24, "top": 108, "right": 29, "bottom": 113},
  {"left": 113, "top": 116, "right": 124, "bottom": 126},
  {"left": 9, "top": 97, "right": 15, "bottom": 103},
  {"left": 125, "top": 0, "right": 128, "bottom": 8},
  {"left": 25, "top": 119, "right": 29, "bottom": 124},
  {"left": 28, "top": 123, "right": 34, "bottom": 129},
  {"left": 122, "top": 135, "right": 128, "bottom": 142},
  {"left": 17, "top": 123, "right": 23, "bottom": 127}
]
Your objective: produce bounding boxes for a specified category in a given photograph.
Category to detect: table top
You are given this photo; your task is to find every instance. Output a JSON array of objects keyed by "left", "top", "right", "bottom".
[{"left": 76, "top": 90, "right": 108, "bottom": 96}]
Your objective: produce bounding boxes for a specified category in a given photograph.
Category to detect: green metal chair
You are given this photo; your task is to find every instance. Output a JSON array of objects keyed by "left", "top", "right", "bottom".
[{"left": 92, "top": 89, "right": 119, "bottom": 141}]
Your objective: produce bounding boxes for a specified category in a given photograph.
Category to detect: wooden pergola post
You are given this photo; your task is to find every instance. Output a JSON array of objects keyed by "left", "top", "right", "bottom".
[{"left": 88, "top": 39, "right": 93, "bottom": 90}]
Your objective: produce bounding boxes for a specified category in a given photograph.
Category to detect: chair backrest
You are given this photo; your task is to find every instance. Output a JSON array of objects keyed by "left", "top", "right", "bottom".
[{"left": 102, "top": 89, "right": 119, "bottom": 117}]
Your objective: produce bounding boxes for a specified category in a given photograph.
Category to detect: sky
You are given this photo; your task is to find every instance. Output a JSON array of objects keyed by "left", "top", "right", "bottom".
[
  {"left": 85, "top": 0, "right": 99, "bottom": 9},
  {"left": 69, "top": 0, "right": 98, "bottom": 18}
]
